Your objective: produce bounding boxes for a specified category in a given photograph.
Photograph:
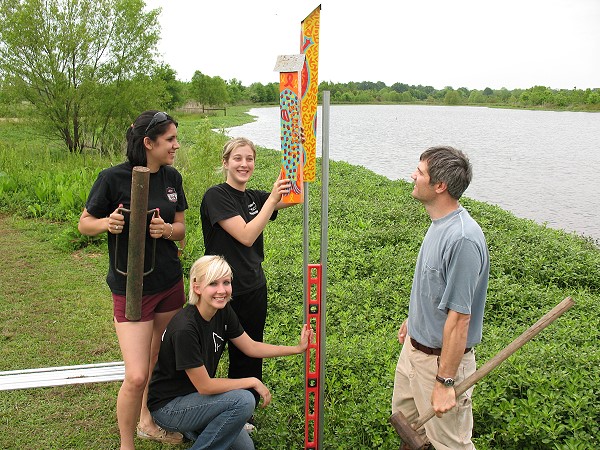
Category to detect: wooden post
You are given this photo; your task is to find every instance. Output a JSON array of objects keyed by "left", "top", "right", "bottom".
[{"left": 125, "top": 166, "right": 150, "bottom": 321}]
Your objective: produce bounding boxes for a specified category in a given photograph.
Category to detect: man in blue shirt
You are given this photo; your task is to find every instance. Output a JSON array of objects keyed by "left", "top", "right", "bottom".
[{"left": 392, "top": 146, "right": 490, "bottom": 450}]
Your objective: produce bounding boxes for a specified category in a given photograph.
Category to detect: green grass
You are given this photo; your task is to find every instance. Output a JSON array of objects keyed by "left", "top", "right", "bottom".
[{"left": 0, "top": 111, "right": 599, "bottom": 449}]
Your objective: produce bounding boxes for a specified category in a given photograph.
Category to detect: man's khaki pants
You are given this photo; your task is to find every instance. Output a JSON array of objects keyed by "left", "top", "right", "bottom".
[{"left": 392, "top": 337, "right": 477, "bottom": 450}]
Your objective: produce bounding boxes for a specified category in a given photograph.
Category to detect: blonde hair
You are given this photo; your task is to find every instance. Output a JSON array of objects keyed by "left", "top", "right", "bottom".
[
  {"left": 188, "top": 255, "right": 233, "bottom": 305},
  {"left": 221, "top": 137, "right": 256, "bottom": 178}
]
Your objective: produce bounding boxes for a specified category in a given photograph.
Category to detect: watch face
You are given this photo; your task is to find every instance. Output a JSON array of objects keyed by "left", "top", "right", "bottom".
[{"left": 437, "top": 375, "right": 455, "bottom": 387}]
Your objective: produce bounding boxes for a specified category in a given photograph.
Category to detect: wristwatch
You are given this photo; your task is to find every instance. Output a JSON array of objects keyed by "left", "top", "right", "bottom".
[{"left": 435, "top": 375, "right": 455, "bottom": 387}]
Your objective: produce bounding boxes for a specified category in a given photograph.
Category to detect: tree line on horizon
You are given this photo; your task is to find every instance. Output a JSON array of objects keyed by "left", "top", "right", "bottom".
[
  {"left": 184, "top": 73, "right": 600, "bottom": 111},
  {"left": 1, "top": 0, "right": 598, "bottom": 155}
]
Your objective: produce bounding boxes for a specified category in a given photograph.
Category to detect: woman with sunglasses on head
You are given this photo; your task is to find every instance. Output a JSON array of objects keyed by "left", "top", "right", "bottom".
[{"left": 79, "top": 110, "right": 187, "bottom": 449}]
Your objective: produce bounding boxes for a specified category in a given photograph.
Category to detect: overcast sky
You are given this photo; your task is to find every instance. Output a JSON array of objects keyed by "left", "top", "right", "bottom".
[{"left": 144, "top": 0, "right": 599, "bottom": 90}]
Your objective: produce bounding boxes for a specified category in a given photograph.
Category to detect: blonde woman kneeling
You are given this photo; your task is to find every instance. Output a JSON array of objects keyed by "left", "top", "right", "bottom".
[{"left": 147, "top": 255, "right": 311, "bottom": 449}]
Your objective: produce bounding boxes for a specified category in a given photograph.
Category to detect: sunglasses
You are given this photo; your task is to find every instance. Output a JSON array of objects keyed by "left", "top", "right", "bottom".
[{"left": 144, "top": 111, "right": 177, "bottom": 135}]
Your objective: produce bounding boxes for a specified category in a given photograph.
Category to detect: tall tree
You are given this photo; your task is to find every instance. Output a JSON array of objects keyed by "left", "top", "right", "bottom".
[
  {"left": 226, "top": 78, "right": 246, "bottom": 104},
  {"left": 190, "top": 71, "right": 210, "bottom": 104},
  {"left": 0, "top": 0, "right": 165, "bottom": 152},
  {"left": 443, "top": 89, "right": 461, "bottom": 105},
  {"left": 246, "top": 82, "right": 278, "bottom": 104},
  {"left": 154, "top": 64, "right": 184, "bottom": 110},
  {"left": 391, "top": 82, "right": 409, "bottom": 93},
  {"left": 207, "top": 76, "right": 229, "bottom": 106},
  {"left": 190, "top": 71, "right": 230, "bottom": 106}
]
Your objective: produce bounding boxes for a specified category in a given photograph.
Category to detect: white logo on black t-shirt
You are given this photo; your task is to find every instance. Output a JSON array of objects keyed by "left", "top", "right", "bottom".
[
  {"left": 166, "top": 187, "right": 178, "bottom": 203},
  {"left": 213, "top": 332, "right": 224, "bottom": 352},
  {"left": 248, "top": 201, "right": 259, "bottom": 216}
]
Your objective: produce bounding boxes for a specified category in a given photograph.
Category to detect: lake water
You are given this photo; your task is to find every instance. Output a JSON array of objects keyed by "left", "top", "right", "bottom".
[{"left": 226, "top": 105, "right": 600, "bottom": 242}]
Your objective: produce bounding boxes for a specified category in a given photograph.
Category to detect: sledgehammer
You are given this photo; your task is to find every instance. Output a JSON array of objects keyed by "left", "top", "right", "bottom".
[{"left": 390, "top": 296, "right": 574, "bottom": 450}]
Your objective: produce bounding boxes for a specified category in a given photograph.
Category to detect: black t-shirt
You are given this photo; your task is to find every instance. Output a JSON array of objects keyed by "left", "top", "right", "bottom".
[
  {"left": 85, "top": 162, "right": 188, "bottom": 295},
  {"left": 200, "top": 183, "right": 277, "bottom": 295},
  {"left": 147, "top": 303, "right": 244, "bottom": 411}
]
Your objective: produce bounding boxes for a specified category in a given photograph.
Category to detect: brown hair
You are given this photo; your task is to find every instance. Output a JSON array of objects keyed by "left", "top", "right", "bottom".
[{"left": 420, "top": 146, "right": 472, "bottom": 200}]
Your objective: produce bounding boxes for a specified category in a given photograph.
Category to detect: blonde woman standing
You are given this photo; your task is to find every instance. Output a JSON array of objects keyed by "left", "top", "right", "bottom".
[{"left": 200, "top": 137, "right": 296, "bottom": 409}]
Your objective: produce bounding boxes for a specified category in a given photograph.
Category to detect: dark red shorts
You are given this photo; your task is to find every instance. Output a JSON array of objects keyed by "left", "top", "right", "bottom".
[{"left": 113, "top": 279, "right": 185, "bottom": 323}]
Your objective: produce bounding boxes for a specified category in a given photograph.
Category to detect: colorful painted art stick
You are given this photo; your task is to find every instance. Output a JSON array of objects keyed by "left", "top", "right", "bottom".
[
  {"left": 274, "top": 54, "right": 305, "bottom": 204},
  {"left": 300, "top": 5, "right": 321, "bottom": 182}
]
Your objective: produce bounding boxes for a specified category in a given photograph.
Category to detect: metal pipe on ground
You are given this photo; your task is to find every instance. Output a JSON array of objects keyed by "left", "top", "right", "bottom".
[{"left": 390, "top": 296, "right": 575, "bottom": 450}]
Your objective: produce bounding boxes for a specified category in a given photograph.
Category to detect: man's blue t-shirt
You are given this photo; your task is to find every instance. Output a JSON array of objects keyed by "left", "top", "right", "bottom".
[{"left": 408, "top": 206, "right": 489, "bottom": 348}]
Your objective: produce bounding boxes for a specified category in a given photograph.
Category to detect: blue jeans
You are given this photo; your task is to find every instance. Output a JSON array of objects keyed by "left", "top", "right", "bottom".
[{"left": 150, "top": 389, "right": 256, "bottom": 450}]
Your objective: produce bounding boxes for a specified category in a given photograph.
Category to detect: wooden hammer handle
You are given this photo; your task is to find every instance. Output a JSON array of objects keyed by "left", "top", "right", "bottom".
[{"left": 414, "top": 296, "right": 574, "bottom": 429}]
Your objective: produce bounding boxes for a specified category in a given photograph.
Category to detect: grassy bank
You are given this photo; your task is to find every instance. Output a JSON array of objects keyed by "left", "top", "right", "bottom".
[{"left": 0, "top": 110, "right": 599, "bottom": 449}]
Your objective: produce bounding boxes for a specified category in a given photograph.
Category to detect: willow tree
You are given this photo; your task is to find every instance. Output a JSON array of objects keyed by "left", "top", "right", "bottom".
[
  {"left": 190, "top": 71, "right": 230, "bottom": 107},
  {"left": 0, "top": 0, "right": 168, "bottom": 152}
]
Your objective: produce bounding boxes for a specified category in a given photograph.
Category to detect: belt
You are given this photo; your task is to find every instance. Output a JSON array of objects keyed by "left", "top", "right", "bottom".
[{"left": 410, "top": 338, "right": 471, "bottom": 356}]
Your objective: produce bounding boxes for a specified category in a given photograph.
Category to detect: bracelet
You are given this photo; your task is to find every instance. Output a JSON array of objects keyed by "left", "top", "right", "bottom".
[{"left": 164, "top": 223, "right": 174, "bottom": 240}]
